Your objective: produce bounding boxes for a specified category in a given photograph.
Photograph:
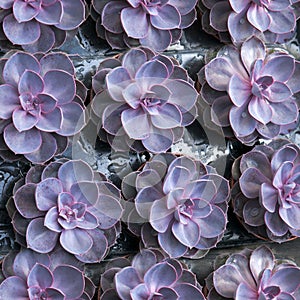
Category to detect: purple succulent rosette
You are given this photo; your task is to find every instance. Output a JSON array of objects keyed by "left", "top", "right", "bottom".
[
  {"left": 0, "top": 0, "right": 86, "bottom": 52},
  {"left": 200, "top": 0, "right": 300, "bottom": 44},
  {"left": 91, "top": 47, "right": 199, "bottom": 153},
  {"left": 0, "top": 247, "right": 96, "bottom": 299},
  {"left": 122, "top": 153, "right": 230, "bottom": 258},
  {"left": 7, "top": 159, "right": 123, "bottom": 263},
  {"left": 0, "top": 51, "right": 87, "bottom": 164},
  {"left": 199, "top": 37, "right": 300, "bottom": 145},
  {"left": 206, "top": 245, "right": 300, "bottom": 299},
  {"left": 90, "top": 0, "right": 197, "bottom": 52},
  {"left": 232, "top": 139, "right": 300, "bottom": 242},
  {"left": 100, "top": 248, "right": 205, "bottom": 299}
]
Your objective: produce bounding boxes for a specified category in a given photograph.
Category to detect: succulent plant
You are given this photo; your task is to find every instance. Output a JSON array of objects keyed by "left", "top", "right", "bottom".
[
  {"left": 199, "top": 37, "right": 300, "bottom": 145},
  {"left": 100, "top": 248, "right": 205, "bottom": 299},
  {"left": 0, "top": 51, "right": 87, "bottom": 164},
  {"left": 0, "top": 247, "right": 96, "bottom": 299},
  {"left": 122, "top": 153, "right": 230, "bottom": 258},
  {"left": 7, "top": 159, "right": 123, "bottom": 263},
  {"left": 206, "top": 245, "right": 300, "bottom": 299},
  {"left": 0, "top": 0, "right": 86, "bottom": 52},
  {"left": 232, "top": 139, "right": 300, "bottom": 242},
  {"left": 199, "top": 0, "right": 300, "bottom": 44},
  {"left": 91, "top": 47, "right": 199, "bottom": 153},
  {"left": 90, "top": 0, "right": 197, "bottom": 52}
]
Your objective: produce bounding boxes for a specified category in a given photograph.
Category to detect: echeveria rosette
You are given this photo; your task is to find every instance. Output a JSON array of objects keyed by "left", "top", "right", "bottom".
[
  {"left": 91, "top": 47, "right": 199, "bottom": 153},
  {"left": 0, "top": 247, "right": 96, "bottom": 300},
  {"left": 91, "top": 0, "right": 197, "bottom": 52},
  {"left": 200, "top": 37, "right": 300, "bottom": 145},
  {"left": 200, "top": 0, "right": 300, "bottom": 44},
  {"left": 8, "top": 159, "right": 123, "bottom": 263},
  {"left": 122, "top": 153, "right": 230, "bottom": 258},
  {"left": 0, "top": 51, "right": 87, "bottom": 164},
  {"left": 100, "top": 248, "right": 205, "bottom": 299},
  {"left": 232, "top": 139, "right": 300, "bottom": 242},
  {"left": 0, "top": 0, "right": 86, "bottom": 52},
  {"left": 206, "top": 245, "right": 300, "bottom": 300}
]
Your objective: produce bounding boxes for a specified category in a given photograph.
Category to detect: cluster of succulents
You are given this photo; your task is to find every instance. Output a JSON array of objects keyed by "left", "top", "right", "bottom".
[
  {"left": 90, "top": 0, "right": 198, "bottom": 51},
  {"left": 232, "top": 139, "right": 300, "bottom": 242},
  {"left": 206, "top": 245, "right": 300, "bottom": 299},
  {"left": 0, "top": 51, "right": 87, "bottom": 164},
  {"left": 7, "top": 159, "right": 123, "bottom": 263},
  {"left": 0, "top": 247, "right": 96, "bottom": 299},
  {"left": 199, "top": 37, "right": 300, "bottom": 145},
  {"left": 100, "top": 248, "right": 205, "bottom": 299},
  {"left": 200, "top": 0, "right": 300, "bottom": 44},
  {"left": 0, "top": 0, "right": 86, "bottom": 52},
  {"left": 91, "top": 47, "right": 199, "bottom": 153},
  {"left": 1, "top": 0, "right": 300, "bottom": 298},
  {"left": 122, "top": 153, "right": 230, "bottom": 258}
]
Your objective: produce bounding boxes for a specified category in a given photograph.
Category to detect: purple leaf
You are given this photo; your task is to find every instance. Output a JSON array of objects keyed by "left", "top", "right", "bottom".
[
  {"left": 121, "top": 108, "right": 150, "bottom": 139},
  {"left": 205, "top": 57, "right": 235, "bottom": 91},
  {"left": 18, "top": 70, "right": 44, "bottom": 95},
  {"left": 3, "top": 52, "right": 40, "bottom": 87},
  {"left": 12, "top": 109, "right": 38, "bottom": 132},
  {"left": 228, "top": 74, "right": 251, "bottom": 107},
  {"left": 144, "top": 262, "right": 177, "bottom": 292},
  {"left": 58, "top": 160, "right": 94, "bottom": 191},
  {"left": 121, "top": 6, "right": 148, "bottom": 38},
  {"left": 142, "top": 126, "right": 173, "bottom": 153},
  {"left": 55, "top": 0, "right": 85, "bottom": 30},
  {"left": 236, "top": 282, "right": 257, "bottom": 300},
  {"left": 36, "top": 108, "right": 62, "bottom": 132},
  {"left": 228, "top": 11, "right": 255, "bottom": 43},
  {"left": 27, "top": 263, "right": 53, "bottom": 289},
  {"left": 35, "top": 178, "right": 63, "bottom": 211},
  {"left": 150, "top": 198, "right": 173, "bottom": 233},
  {"left": 0, "top": 276, "right": 28, "bottom": 299},
  {"left": 24, "top": 131, "right": 58, "bottom": 164},
  {"left": 174, "top": 283, "right": 205, "bottom": 299},
  {"left": 4, "top": 124, "right": 42, "bottom": 154},
  {"left": 150, "top": 5, "right": 180, "bottom": 29},
  {"left": 107, "top": 67, "right": 132, "bottom": 102},
  {"left": 52, "top": 265, "right": 84, "bottom": 299},
  {"left": 0, "top": 84, "right": 19, "bottom": 119},
  {"left": 57, "top": 102, "right": 85, "bottom": 136},
  {"left": 247, "top": 4, "right": 270, "bottom": 31},
  {"left": 44, "top": 207, "right": 62, "bottom": 233},
  {"left": 43, "top": 70, "right": 76, "bottom": 104},
  {"left": 172, "top": 219, "right": 200, "bottom": 247},
  {"left": 14, "top": 183, "right": 42, "bottom": 218},
  {"left": 166, "top": 79, "right": 198, "bottom": 111},
  {"left": 268, "top": 10, "right": 296, "bottom": 34},
  {"left": 261, "top": 183, "right": 278, "bottom": 213},
  {"left": 122, "top": 48, "right": 147, "bottom": 78},
  {"left": 240, "top": 167, "right": 270, "bottom": 198},
  {"left": 196, "top": 206, "right": 226, "bottom": 238},
  {"left": 140, "top": 25, "right": 172, "bottom": 52},
  {"left": 27, "top": 218, "right": 58, "bottom": 253},
  {"left": 261, "top": 55, "right": 294, "bottom": 82},
  {"left": 229, "top": 104, "right": 256, "bottom": 137},
  {"left": 115, "top": 267, "right": 142, "bottom": 300},
  {"left": 229, "top": 0, "right": 251, "bottom": 13},
  {"left": 151, "top": 103, "right": 182, "bottom": 129},
  {"left": 158, "top": 227, "right": 187, "bottom": 258},
  {"left": 75, "top": 228, "right": 108, "bottom": 263},
  {"left": 248, "top": 96, "right": 272, "bottom": 125},
  {"left": 102, "top": 1, "right": 127, "bottom": 34},
  {"left": 35, "top": 1, "right": 63, "bottom": 25},
  {"left": 60, "top": 228, "right": 93, "bottom": 255},
  {"left": 3, "top": 14, "right": 40, "bottom": 45},
  {"left": 213, "top": 265, "right": 244, "bottom": 298}
]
